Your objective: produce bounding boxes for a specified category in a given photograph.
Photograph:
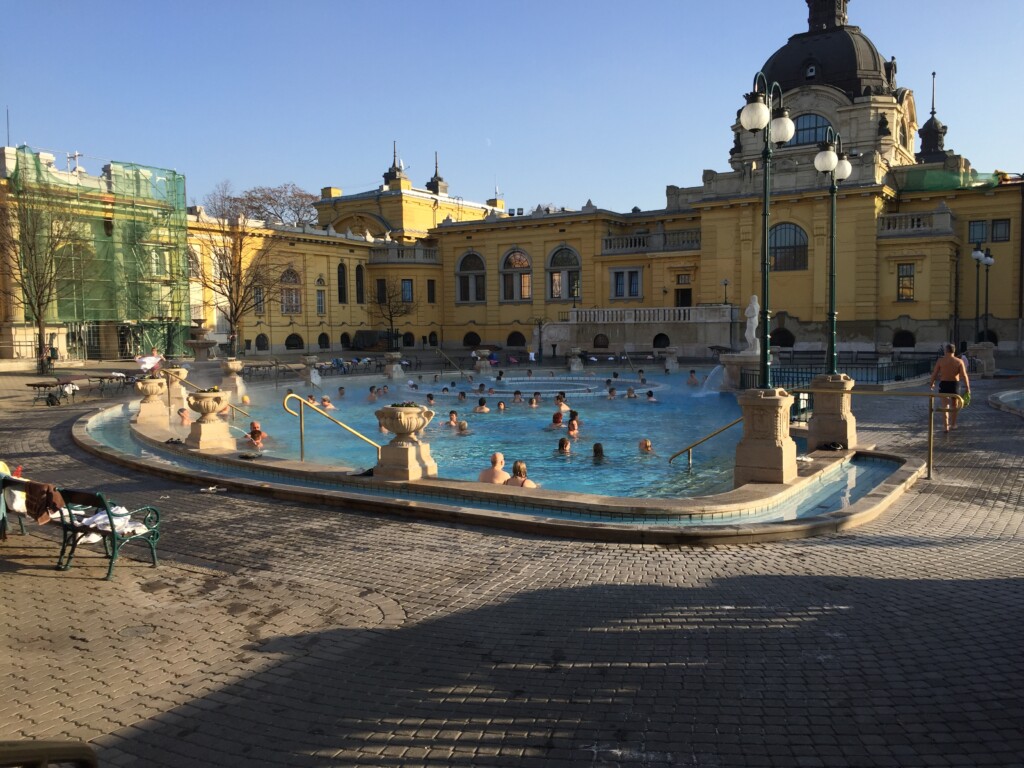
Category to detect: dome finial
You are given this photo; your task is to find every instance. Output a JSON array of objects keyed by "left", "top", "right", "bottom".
[
  {"left": 807, "top": 0, "right": 848, "bottom": 32},
  {"left": 930, "top": 71, "right": 937, "bottom": 118}
]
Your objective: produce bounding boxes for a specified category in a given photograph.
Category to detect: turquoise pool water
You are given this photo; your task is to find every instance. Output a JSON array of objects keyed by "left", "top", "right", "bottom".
[
  {"left": 238, "top": 374, "right": 745, "bottom": 498},
  {"left": 85, "top": 405, "right": 898, "bottom": 527}
]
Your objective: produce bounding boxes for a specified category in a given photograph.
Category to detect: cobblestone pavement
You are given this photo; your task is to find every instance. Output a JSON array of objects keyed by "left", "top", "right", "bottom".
[{"left": 0, "top": 365, "right": 1022, "bottom": 767}]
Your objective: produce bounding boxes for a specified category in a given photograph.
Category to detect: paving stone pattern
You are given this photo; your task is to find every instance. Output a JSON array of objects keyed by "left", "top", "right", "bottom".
[{"left": 0, "top": 365, "right": 1022, "bottom": 766}]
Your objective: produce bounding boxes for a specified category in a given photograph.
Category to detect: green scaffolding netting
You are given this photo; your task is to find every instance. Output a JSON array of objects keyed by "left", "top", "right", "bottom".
[{"left": 9, "top": 145, "right": 191, "bottom": 356}]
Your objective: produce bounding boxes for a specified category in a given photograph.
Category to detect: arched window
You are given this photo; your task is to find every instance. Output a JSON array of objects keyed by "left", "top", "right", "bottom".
[
  {"left": 463, "top": 331, "right": 481, "bottom": 348},
  {"left": 428, "top": 331, "right": 438, "bottom": 347},
  {"left": 280, "top": 268, "right": 302, "bottom": 314},
  {"left": 255, "top": 333, "right": 269, "bottom": 351},
  {"left": 337, "top": 263, "right": 347, "bottom": 304},
  {"left": 770, "top": 327, "right": 795, "bottom": 347},
  {"left": 402, "top": 332, "right": 415, "bottom": 347},
  {"left": 284, "top": 333, "right": 304, "bottom": 350},
  {"left": 318, "top": 332, "right": 330, "bottom": 350},
  {"left": 547, "top": 247, "right": 581, "bottom": 300},
  {"left": 785, "top": 114, "right": 832, "bottom": 147},
  {"left": 653, "top": 333, "right": 670, "bottom": 349},
  {"left": 593, "top": 334, "right": 610, "bottom": 349},
  {"left": 457, "top": 252, "right": 486, "bottom": 302},
  {"left": 507, "top": 331, "right": 526, "bottom": 347},
  {"left": 769, "top": 224, "right": 809, "bottom": 271},
  {"left": 892, "top": 330, "right": 916, "bottom": 348},
  {"left": 500, "top": 249, "right": 532, "bottom": 302},
  {"left": 355, "top": 265, "right": 365, "bottom": 304},
  {"left": 339, "top": 332, "right": 351, "bottom": 348}
]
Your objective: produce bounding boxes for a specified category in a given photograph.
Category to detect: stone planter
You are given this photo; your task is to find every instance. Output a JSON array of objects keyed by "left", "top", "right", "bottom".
[
  {"left": 187, "top": 391, "right": 228, "bottom": 424},
  {"left": 134, "top": 376, "right": 166, "bottom": 404},
  {"left": 301, "top": 355, "right": 320, "bottom": 366},
  {"left": 221, "top": 359, "right": 243, "bottom": 376},
  {"left": 375, "top": 405, "right": 435, "bottom": 445},
  {"left": 383, "top": 351, "right": 404, "bottom": 380},
  {"left": 374, "top": 405, "right": 437, "bottom": 481}
]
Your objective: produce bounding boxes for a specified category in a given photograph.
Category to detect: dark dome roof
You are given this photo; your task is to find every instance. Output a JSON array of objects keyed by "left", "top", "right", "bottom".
[{"left": 761, "top": 25, "right": 895, "bottom": 99}]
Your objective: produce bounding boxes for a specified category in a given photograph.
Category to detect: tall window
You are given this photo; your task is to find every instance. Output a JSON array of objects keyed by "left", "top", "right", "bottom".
[
  {"left": 785, "top": 114, "right": 832, "bottom": 147},
  {"left": 280, "top": 268, "right": 301, "bottom": 315},
  {"left": 376, "top": 278, "right": 387, "bottom": 304},
  {"left": 457, "top": 252, "right": 486, "bottom": 302},
  {"left": 316, "top": 289, "right": 326, "bottom": 315},
  {"left": 610, "top": 268, "right": 642, "bottom": 299},
  {"left": 769, "top": 223, "right": 809, "bottom": 271},
  {"left": 254, "top": 286, "right": 265, "bottom": 315},
  {"left": 401, "top": 279, "right": 413, "bottom": 303},
  {"left": 968, "top": 220, "right": 987, "bottom": 244},
  {"left": 547, "top": 247, "right": 580, "bottom": 300},
  {"left": 427, "top": 279, "right": 436, "bottom": 304},
  {"left": 337, "top": 263, "right": 347, "bottom": 304},
  {"left": 355, "top": 265, "right": 365, "bottom": 304},
  {"left": 500, "top": 249, "right": 532, "bottom": 302},
  {"left": 897, "top": 263, "right": 915, "bottom": 301}
]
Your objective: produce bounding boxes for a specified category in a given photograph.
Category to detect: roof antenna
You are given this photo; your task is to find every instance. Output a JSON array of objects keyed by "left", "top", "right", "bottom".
[{"left": 930, "top": 71, "right": 937, "bottom": 118}]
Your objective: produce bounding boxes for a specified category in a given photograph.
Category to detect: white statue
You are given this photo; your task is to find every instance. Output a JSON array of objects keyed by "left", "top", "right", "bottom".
[{"left": 744, "top": 295, "right": 760, "bottom": 354}]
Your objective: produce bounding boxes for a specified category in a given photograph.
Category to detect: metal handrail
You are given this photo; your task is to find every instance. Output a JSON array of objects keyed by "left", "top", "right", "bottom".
[
  {"left": 668, "top": 417, "right": 743, "bottom": 468},
  {"left": 791, "top": 387, "right": 963, "bottom": 479},
  {"left": 162, "top": 368, "right": 250, "bottom": 419},
  {"left": 282, "top": 393, "right": 381, "bottom": 462},
  {"left": 435, "top": 348, "right": 470, "bottom": 379}
]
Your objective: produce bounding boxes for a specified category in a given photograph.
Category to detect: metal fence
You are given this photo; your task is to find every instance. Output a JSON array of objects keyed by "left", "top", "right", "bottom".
[{"left": 739, "top": 360, "right": 933, "bottom": 390}]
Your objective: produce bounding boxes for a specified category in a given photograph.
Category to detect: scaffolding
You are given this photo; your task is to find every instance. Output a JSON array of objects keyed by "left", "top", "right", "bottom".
[{"left": 5, "top": 145, "right": 190, "bottom": 359}]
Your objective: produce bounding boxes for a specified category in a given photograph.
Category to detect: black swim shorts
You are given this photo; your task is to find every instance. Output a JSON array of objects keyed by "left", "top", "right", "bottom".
[{"left": 938, "top": 381, "right": 958, "bottom": 395}]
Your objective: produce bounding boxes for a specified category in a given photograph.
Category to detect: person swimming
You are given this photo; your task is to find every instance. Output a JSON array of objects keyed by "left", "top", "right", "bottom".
[
  {"left": 547, "top": 412, "right": 565, "bottom": 429},
  {"left": 557, "top": 436, "right": 571, "bottom": 454},
  {"left": 503, "top": 460, "right": 537, "bottom": 488}
]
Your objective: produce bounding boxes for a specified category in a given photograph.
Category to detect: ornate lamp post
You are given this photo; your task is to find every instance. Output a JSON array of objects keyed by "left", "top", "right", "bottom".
[
  {"left": 739, "top": 72, "right": 795, "bottom": 388},
  {"left": 971, "top": 245, "right": 994, "bottom": 341},
  {"left": 813, "top": 128, "right": 852, "bottom": 375}
]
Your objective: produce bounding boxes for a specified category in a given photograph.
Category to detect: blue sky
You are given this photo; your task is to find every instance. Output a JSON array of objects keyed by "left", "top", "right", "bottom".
[{"left": 4, "top": 1, "right": 1022, "bottom": 213}]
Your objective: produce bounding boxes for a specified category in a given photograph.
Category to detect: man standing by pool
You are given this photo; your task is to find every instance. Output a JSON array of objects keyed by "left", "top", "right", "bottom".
[
  {"left": 478, "top": 452, "right": 511, "bottom": 484},
  {"left": 930, "top": 343, "right": 971, "bottom": 432}
]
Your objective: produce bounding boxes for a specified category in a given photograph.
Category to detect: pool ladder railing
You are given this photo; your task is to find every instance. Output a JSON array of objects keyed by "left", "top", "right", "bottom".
[
  {"left": 669, "top": 417, "right": 743, "bottom": 469},
  {"left": 283, "top": 393, "right": 381, "bottom": 463}
]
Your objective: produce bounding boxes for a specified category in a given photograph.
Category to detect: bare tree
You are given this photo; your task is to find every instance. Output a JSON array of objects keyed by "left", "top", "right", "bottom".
[
  {"left": 188, "top": 182, "right": 282, "bottom": 356},
  {"left": 242, "top": 183, "right": 318, "bottom": 227},
  {"left": 0, "top": 179, "right": 88, "bottom": 360},
  {"left": 369, "top": 277, "right": 416, "bottom": 351}
]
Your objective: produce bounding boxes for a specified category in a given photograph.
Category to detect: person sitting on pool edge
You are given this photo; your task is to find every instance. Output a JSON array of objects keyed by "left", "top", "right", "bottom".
[
  {"left": 478, "top": 452, "right": 511, "bottom": 484},
  {"left": 503, "top": 460, "right": 537, "bottom": 488}
]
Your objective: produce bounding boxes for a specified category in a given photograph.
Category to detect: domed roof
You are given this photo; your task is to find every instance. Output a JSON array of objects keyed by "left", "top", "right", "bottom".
[{"left": 761, "top": 1, "right": 896, "bottom": 99}]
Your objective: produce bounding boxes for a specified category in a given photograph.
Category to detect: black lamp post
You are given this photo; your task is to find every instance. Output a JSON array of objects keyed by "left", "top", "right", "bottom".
[
  {"left": 739, "top": 72, "right": 795, "bottom": 388},
  {"left": 721, "top": 278, "right": 730, "bottom": 304},
  {"left": 813, "top": 128, "right": 852, "bottom": 375},
  {"left": 971, "top": 245, "right": 994, "bottom": 341}
]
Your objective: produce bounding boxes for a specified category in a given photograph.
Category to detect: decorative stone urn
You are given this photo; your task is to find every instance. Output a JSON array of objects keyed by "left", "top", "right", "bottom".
[
  {"left": 220, "top": 358, "right": 246, "bottom": 398},
  {"left": 162, "top": 366, "right": 188, "bottom": 409},
  {"left": 301, "top": 355, "right": 320, "bottom": 366},
  {"left": 568, "top": 347, "right": 584, "bottom": 373},
  {"left": 184, "top": 390, "right": 236, "bottom": 451},
  {"left": 658, "top": 346, "right": 680, "bottom": 373},
  {"left": 133, "top": 376, "right": 168, "bottom": 428},
  {"left": 373, "top": 405, "right": 438, "bottom": 481},
  {"left": 474, "top": 349, "right": 493, "bottom": 375},
  {"left": 383, "top": 351, "right": 404, "bottom": 380}
]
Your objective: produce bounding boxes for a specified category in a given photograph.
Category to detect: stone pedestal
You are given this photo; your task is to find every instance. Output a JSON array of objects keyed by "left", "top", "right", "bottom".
[
  {"left": 162, "top": 367, "right": 189, "bottom": 411},
  {"left": 719, "top": 352, "right": 761, "bottom": 391},
  {"left": 568, "top": 347, "right": 584, "bottom": 373},
  {"left": 384, "top": 351, "right": 405, "bottom": 380},
  {"left": 184, "top": 391, "right": 236, "bottom": 452},
  {"left": 133, "top": 378, "right": 168, "bottom": 429},
  {"left": 807, "top": 373, "right": 858, "bottom": 451},
  {"left": 659, "top": 347, "right": 679, "bottom": 373},
  {"left": 877, "top": 342, "right": 893, "bottom": 364},
  {"left": 968, "top": 341, "right": 996, "bottom": 379},
  {"left": 734, "top": 387, "right": 798, "bottom": 487},
  {"left": 374, "top": 405, "right": 437, "bottom": 481},
  {"left": 220, "top": 359, "right": 247, "bottom": 398},
  {"left": 474, "top": 349, "right": 493, "bottom": 376}
]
